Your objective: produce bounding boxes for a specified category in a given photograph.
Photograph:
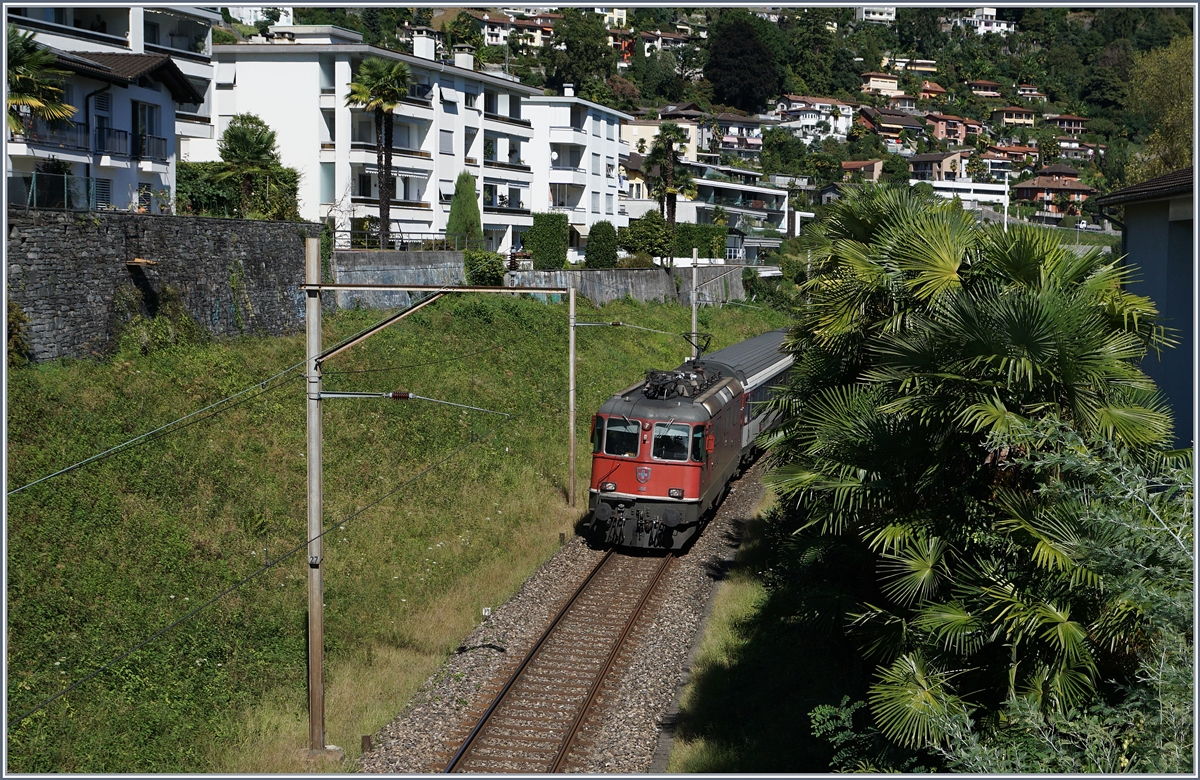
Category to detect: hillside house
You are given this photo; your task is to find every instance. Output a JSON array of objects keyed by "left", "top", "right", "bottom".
[
  {"left": 968, "top": 79, "right": 1003, "bottom": 98},
  {"left": 1017, "top": 84, "right": 1047, "bottom": 102},
  {"left": 1046, "top": 114, "right": 1088, "bottom": 135},
  {"left": 919, "top": 80, "right": 947, "bottom": 100},
  {"left": 854, "top": 7, "right": 896, "bottom": 24},
  {"left": 1058, "top": 137, "right": 1106, "bottom": 163},
  {"left": 991, "top": 106, "right": 1036, "bottom": 128},
  {"left": 886, "top": 94, "right": 917, "bottom": 111},
  {"left": 926, "top": 113, "right": 982, "bottom": 145},
  {"left": 1012, "top": 174, "right": 1097, "bottom": 214},
  {"left": 952, "top": 7, "right": 1018, "bottom": 35},
  {"left": 909, "top": 150, "right": 966, "bottom": 181},
  {"left": 861, "top": 72, "right": 903, "bottom": 97},
  {"left": 842, "top": 159, "right": 884, "bottom": 182},
  {"left": 858, "top": 106, "right": 927, "bottom": 140}
]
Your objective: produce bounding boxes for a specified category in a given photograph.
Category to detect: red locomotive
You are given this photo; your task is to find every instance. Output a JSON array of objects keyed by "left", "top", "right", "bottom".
[{"left": 586, "top": 329, "right": 794, "bottom": 550}]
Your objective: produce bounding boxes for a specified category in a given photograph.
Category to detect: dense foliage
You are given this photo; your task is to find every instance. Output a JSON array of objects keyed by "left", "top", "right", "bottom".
[
  {"left": 525, "top": 212, "right": 569, "bottom": 270},
  {"left": 583, "top": 220, "right": 618, "bottom": 269},
  {"left": 462, "top": 249, "right": 504, "bottom": 285},
  {"left": 760, "top": 185, "right": 1189, "bottom": 767},
  {"left": 673, "top": 223, "right": 727, "bottom": 260},
  {"left": 617, "top": 210, "right": 672, "bottom": 260},
  {"left": 445, "top": 171, "right": 483, "bottom": 250}
]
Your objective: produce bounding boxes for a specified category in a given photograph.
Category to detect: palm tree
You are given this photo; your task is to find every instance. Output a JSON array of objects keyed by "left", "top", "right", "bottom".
[
  {"left": 345, "top": 57, "right": 411, "bottom": 249},
  {"left": 7, "top": 24, "right": 74, "bottom": 134},
  {"left": 213, "top": 113, "right": 280, "bottom": 217},
  {"left": 763, "top": 184, "right": 1173, "bottom": 749},
  {"left": 646, "top": 122, "right": 689, "bottom": 231}
]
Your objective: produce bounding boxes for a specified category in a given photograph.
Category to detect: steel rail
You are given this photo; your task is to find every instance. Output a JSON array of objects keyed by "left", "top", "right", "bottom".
[
  {"left": 443, "top": 549, "right": 615, "bottom": 773},
  {"left": 549, "top": 553, "right": 674, "bottom": 772}
]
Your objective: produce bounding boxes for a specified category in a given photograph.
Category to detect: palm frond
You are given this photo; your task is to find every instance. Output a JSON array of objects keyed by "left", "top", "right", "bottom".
[
  {"left": 869, "top": 652, "right": 966, "bottom": 748},
  {"left": 879, "top": 534, "right": 950, "bottom": 607}
]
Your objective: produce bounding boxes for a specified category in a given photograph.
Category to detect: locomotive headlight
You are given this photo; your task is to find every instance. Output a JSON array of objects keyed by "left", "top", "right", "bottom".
[
  {"left": 601, "top": 482, "right": 617, "bottom": 492},
  {"left": 668, "top": 488, "right": 684, "bottom": 499}
]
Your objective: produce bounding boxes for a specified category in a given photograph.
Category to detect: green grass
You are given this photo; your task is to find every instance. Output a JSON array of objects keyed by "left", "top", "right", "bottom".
[
  {"left": 6, "top": 295, "right": 784, "bottom": 772},
  {"left": 666, "top": 501, "right": 873, "bottom": 773}
]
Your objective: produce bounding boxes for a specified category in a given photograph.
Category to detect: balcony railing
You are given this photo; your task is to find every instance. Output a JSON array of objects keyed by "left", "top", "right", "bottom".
[
  {"left": 484, "top": 111, "right": 532, "bottom": 128},
  {"left": 133, "top": 134, "right": 168, "bottom": 162},
  {"left": 12, "top": 117, "right": 90, "bottom": 152},
  {"left": 95, "top": 127, "right": 130, "bottom": 156},
  {"left": 484, "top": 158, "right": 531, "bottom": 172},
  {"left": 484, "top": 203, "right": 531, "bottom": 215},
  {"left": 330, "top": 229, "right": 483, "bottom": 251},
  {"left": 8, "top": 172, "right": 95, "bottom": 211},
  {"left": 349, "top": 140, "right": 433, "bottom": 159},
  {"left": 350, "top": 195, "right": 432, "bottom": 209}
]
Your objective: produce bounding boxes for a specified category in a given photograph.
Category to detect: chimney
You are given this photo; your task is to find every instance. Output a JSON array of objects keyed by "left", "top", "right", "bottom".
[
  {"left": 563, "top": 83, "right": 574, "bottom": 97},
  {"left": 454, "top": 44, "right": 475, "bottom": 70},
  {"left": 412, "top": 27, "right": 436, "bottom": 61}
]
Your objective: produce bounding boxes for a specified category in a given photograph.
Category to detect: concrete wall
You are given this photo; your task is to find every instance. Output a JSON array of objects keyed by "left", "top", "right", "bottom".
[
  {"left": 7, "top": 209, "right": 320, "bottom": 361},
  {"left": 332, "top": 249, "right": 466, "bottom": 309}
]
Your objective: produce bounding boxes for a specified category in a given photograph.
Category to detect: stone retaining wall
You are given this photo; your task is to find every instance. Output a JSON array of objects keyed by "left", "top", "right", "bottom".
[{"left": 7, "top": 209, "right": 320, "bottom": 361}]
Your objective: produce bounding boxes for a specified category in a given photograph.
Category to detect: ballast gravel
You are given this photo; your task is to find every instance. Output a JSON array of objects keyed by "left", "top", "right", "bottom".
[{"left": 358, "top": 461, "right": 767, "bottom": 774}]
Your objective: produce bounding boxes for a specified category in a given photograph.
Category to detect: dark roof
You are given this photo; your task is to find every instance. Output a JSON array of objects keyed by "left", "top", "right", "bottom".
[
  {"left": 1013, "top": 176, "right": 1097, "bottom": 193},
  {"left": 57, "top": 51, "right": 203, "bottom": 104},
  {"left": 909, "top": 151, "right": 961, "bottom": 163},
  {"left": 1095, "top": 167, "right": 1194, "bottom": 207},
  {"left": 1037, "top": 163, "right": 1080, "bottom": 177}
]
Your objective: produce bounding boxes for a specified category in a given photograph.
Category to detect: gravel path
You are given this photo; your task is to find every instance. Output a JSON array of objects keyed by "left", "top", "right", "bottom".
[{"left": 359, "top": 461, "right": 766, "bottom": 774}]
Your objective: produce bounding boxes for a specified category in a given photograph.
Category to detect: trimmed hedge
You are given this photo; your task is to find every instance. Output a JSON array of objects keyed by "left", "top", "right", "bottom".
[
  {"left": 673, "top": 223, "right": 728, "bottom": 259},
  {"left": 526, "top": 212, "right": 569, "bottom": 270},
  {"left": 617, "top": 209, "right": 672, "bottom": 258},
  {"left": 463, "top": 249, "right": 506, "bottom": 286},
  {"left": 584, "top": 220, "right": 618, "bottom": 268}
]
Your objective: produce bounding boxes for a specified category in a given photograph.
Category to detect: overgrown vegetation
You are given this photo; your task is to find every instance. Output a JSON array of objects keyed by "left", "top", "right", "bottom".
[
  {"left": 525, "top": 212, "right": 569, "bottom": 270},
  {"left": 462, "top": 249, "right": 504, "bottom": 286},
  {"left": 6, "top": 295, "right": 783, "bottom": 772},
  {"left": 176, "top": 114, "right": 299, "bottom": 220},
  {"left": 7, "top": 297, "right": 33, "bottom": 367}
]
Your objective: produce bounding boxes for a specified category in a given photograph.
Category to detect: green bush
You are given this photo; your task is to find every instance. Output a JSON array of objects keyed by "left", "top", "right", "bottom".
[
  {"left": 673, "top": 223, "right": 728, "bottom": 259},
  {"left": 463, "top": 249, "right": 506, "bottom": 286},
  {"left": 618, "top": 210, "right": 672, "bottom": 259},
  {"left": 584, "top": 220, "right": 618, "bottom": 269},
  {"left": 211, "top": 27, "right": 238, "bottom": 44},
  {"left": 175, "top": 160, "right": 300, "bottom": 220},
  {"left": 526, "top": 212, "right": 569, "bottom": 270},
  {"left": 617, "top": 251, "right": 656, "bottom": 268}
]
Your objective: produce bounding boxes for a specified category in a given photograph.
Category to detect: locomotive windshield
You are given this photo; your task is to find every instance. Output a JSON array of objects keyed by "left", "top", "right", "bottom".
[
  {"left": 604, "top": 418, "right": 640, "bottom": 457},
  {"left": 591, "top": 415, "right": 604, "bottom": 453},
  {"left": 692, "top": 425, "right": 705, "bottom": 462},
  {"left": 652, "top": 423, "right": 691, "bottom": 461}
]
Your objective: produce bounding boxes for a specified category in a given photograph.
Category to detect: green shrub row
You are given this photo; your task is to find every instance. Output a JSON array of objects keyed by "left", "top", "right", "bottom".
[
  {"left": 525, "top": 212, "right": 569, "bottom": 270},
  {"left": 673, "top": 223, "right": 728, "bottom": 260}
]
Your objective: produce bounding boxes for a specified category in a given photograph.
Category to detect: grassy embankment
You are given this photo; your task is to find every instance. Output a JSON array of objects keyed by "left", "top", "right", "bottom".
[{"left": 6, "top": 294, "right": 784, "bottom": 773}]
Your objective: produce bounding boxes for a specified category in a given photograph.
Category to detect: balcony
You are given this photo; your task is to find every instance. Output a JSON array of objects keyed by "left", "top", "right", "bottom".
[
  {"left": 549, "top": 125, "right": 588, "bottom": 145},
  {"left": 484, "top": 158, "right": 531, "bottom": 173},
  {"left": 8, "top": 172, "right": 96, "bottom": 211},
  {"left": 549, "top": 164, "right": 587, "bottom": 186},
  {"left": 132, "top": 134, "right": 168, "bottom": 161},
  {"left": 350, "top": 195, "right": 431, "bottom": 209},
  {"left": 95, "top": 127, "right": 129, "bottom": 156},
  {"left": 11, "top": 117, "right": 90, "bottom": 152},
  {"left": 484, "top": 111, "right": 532, "bottom": 129},
  {"left": 484, "top": 202, "right": 531, "bottom": 215}
]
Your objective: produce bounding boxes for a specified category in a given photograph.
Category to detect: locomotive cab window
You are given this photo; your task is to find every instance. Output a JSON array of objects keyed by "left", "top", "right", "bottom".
[
  {"left": 591, "top": 415, "right": 604, "bottom": 453},
  {"left": 652, "top": 423, "right": 690, "bottom": 461},
  {"left": 604, "top": 418, "right": 640, "bottom": 457},
  {"left": 691, "top": 425, "right": 706, "bottom": 462}
]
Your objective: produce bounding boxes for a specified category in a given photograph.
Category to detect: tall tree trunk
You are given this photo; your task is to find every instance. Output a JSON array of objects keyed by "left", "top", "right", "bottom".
[
  {"left": 383, "top": 110, "right": 395, "bottom": 248},
  {"left": 374, "top": 106, "right": 389, "bottom": 249},
  {"left": 665, "top": 144, "right": 677, "bottom": 231},
  {"left": 241, "top": 173, "right": 253, "bottom": 216}
]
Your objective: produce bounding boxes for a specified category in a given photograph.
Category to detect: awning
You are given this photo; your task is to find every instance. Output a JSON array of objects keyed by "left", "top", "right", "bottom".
[
  {"left": 439, "top": 180, "right": 455, "bottom": 199},
  {"left": 215, "top": 60, "right": 235, "bottom": 86},
  {"left": 571, "top": 223, "right": 590, "bottom": 238},
  {"left": 440, "top": 86, "right": 458, "bottom": 102}
]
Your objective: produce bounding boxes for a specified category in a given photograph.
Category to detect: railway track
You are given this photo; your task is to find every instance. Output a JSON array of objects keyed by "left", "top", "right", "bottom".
[{"left": 442, "top": 550, "right": 674, "bottom": 773}]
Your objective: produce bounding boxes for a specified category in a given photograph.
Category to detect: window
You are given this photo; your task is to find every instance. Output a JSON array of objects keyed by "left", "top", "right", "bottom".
[
  {"left": 358, "top": 173, "right": 372, "bottom": 197},
  {"left": 440, "top": 129, "right": 454, "bottom": 154},
  {"left": 604, "top": 418, "right": 639, "bottom": 457},
  {"left": 591, "top": 191, "right": 600, "bottom": 213},
  {"left": 606, "top": 156, "right": 614, "bottom": 177},
  {"left": 465, "top": 91, "right": 477, "bottom": 108},
  {"left": 591, "top": 416, "right": 604, "bottom": 453},
  {"left": 94, "top": 178, "right": 112, "bottom": 207},
  {"left": 652, "top": 423, "right": 690, "bottom": 461},
  {"left": 509, "top": 95, "right": 521, "bottom": 120},
  {"left": 592, "top": 114, "right": 600, "bottom": 136},
  {"left": 137, "top": 183, "right": 152, "bottom": 211},
  {"left": 691, "top": 425, "right": 706, "bottom": 462},
  {"left": 320, "top": 163, "right": 335, "bottom": 204},
  {"left": 484, "top": 91, "right": 498, "bottom": 114},
  {"left": 605, "top": 193, "right": 613, "bottom": 214},
  {"left": 606, "top": 120, "right": 614, "bottom": 140},
  {"left": 591, "top": 153, "right": 600, "bottom": 175}
]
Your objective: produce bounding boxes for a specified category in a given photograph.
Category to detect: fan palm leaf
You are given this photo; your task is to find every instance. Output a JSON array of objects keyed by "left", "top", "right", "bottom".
[
  {"left": 869, "top": 652, "right": 967, "bottom": 748},
  {"left": 7, "top": 25, "right": 74, "bottom": 133}
]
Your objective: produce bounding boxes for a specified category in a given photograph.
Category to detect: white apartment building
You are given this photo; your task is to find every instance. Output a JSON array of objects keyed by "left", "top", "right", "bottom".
[
  {"left": 225, "top": 7, "right": 294, "bottom": 28},
  {"left": 624, "top": 159, "right": 791, "bottom": 238},
  {"left": 775, "top": 95, "right": 855, "bottom": 143},
  {"left": 951, "top": 8, "right": 1018, "bottom": 36},
  {"left": 193, "top": 25, "right": 543, "bottom": 253},
  {"left": 6, "top": 6, "right": 218, "bottom": 211},
  {"left": 911, "top": 178, "right": 1010, "bottom": 211},
  {"left": 527, "top": 86, "right": 631, "bottom": 263},
  {"left": 854, "top": 7, "right": 896, "bottom": 24}
]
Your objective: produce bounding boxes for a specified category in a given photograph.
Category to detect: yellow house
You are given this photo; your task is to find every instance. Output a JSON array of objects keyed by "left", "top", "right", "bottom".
[
  {"left": 990, "top": 106, "right": 1036, "bottom": 128},
  {"left": 861, "top": 72, "right": 903, "bottom": 97}
]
